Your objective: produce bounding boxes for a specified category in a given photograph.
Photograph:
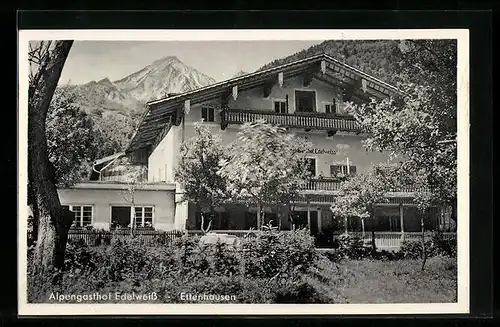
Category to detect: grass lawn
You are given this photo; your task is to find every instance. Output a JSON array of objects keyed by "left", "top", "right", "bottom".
[{"left": 334, "top": 256, "right": 457, "bottom": 303}]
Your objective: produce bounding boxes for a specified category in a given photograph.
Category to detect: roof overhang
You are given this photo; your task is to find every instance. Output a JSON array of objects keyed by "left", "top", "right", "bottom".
[{"left": 58, "top": 181, "right": 176, "bottom": 191}]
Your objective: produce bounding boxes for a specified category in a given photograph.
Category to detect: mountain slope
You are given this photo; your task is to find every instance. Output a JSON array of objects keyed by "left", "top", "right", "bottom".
[
  {"left": 59, "top": 55, "right": 216, "bottom": 116},
  {"left": 258, "top": 40, "right": 403, "bottom": 86},
  {"left": 56, "top": 55, "right": 216, "bottom": 159}
]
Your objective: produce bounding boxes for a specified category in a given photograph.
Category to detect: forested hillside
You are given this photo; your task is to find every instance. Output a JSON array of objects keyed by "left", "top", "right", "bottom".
[{"left": 259, "top": 40, "right": 404, "bottom": 86}]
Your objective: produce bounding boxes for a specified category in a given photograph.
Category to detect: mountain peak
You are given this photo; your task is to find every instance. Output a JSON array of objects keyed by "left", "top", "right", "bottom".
[
  {"left": 98, "top": 77, "right": 113, "bottom": 85},
  {"left": 112, "top": 55, "right": 216, "bottom": 102},
  {"left": 152, "top": 55, "right": 182, "bottom": 65}
]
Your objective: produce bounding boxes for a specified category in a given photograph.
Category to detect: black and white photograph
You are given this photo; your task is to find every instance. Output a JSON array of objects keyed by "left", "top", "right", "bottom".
[{"left": 18, "top": 29, "right": 469, "bottom": 315}]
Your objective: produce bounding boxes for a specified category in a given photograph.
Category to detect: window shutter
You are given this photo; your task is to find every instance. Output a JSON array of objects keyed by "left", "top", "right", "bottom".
[
  {"left": 208, "top": 108, "right": 214, "bottom": 122},
  {"left": 274, "top": 101, "right": 280, "bottom": 113},
  {"left": 201, "top": 107, "right": 207, "bottom": 121},
  {"left": 332, "top": 98, "right": 337, "bottom": 113},
  {"left": 285, "top": 94, "right": 289, "bottom": 111}
]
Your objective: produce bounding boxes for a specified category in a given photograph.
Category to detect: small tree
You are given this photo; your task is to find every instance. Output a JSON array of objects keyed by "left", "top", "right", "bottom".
[
  {"left": 119, "top": 163, "right": 148, "bottom": 236},
  {"left": 344, "top": 39, "right": 457, "bottom": 222},
  {"left": 174, "top": 122, "right": 229, "bottom": 233},
  {"left": 46, "top": 89, "right": 97, "bottom": 187},
  {"left": 330, "top": 165, "right": 393, "bottom": 254},
  {"left": 217, "top": 120, "right": 313, "bottom": 229}
]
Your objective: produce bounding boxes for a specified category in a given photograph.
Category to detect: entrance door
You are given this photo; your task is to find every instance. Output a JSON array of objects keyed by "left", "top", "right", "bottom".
[
  {"left": 291, "top": 210, "right": 318, "bottom": 234},
  {"left": 309, "top": 211, "right": 319, "bottom": 235},
  {"left": 111, "top": 206, "right": 131, "bottom": 228}
]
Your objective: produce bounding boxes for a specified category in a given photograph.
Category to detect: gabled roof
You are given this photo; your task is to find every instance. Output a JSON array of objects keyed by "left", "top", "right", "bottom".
[{"left": 126, "top": 53, "right": 402, "bottom": 154}]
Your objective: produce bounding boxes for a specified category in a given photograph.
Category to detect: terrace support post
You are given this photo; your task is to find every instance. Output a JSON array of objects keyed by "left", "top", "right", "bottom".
[
  {"left": 399, "top": 203, "right": 405, "bottom": 242},
  {"left": 256, "top": 203, "right": 262, "bottom": 230},
  {"left": 420, "top": 213, "right": 427, "bottom": 271},
  {"left": 361, "top": 217, "right": 365, "bottom": 238},
  {"left": 307, "top": 201, "right": 311, "bottom": 234},
  {"left": 317, "top": 208, "right": 322, "bottom": 233}
]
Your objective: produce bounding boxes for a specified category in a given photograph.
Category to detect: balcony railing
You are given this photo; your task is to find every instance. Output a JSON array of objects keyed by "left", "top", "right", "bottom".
[
  {"left": 332, "top": 231, "right": 456, "bottom": 250},
  {"left": 302, "top": 178, "right": 427, "bottom": 193},
  {"left": 221, "top": 109, "right": 362, "bottom": 132},
  {"left": 304, "top": 179, "right": 342, "bottom": 191}
]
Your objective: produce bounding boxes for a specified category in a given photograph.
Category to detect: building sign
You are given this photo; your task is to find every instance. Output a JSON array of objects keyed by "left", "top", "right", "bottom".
[{"left": 306, "top": 148, "right": 338, "bottom": 155}]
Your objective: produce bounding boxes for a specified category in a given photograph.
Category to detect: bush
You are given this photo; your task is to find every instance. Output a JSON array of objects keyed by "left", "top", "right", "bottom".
[
  {"left": 241, "top": 228, "right": 317, "bottom": 279},
  {"left": 63, "top": 239, "right": 96, "bottom": 273},
  {"left": 94, "top": 238, "right": 162, "bottom": 282},
  {"left": 26, "top": 229, "right": 354, "bottom": 304},
  {"left": 400, "top": 232, "right": 457, "bottom": 259},
  {"left": 400, "top": 239, "right": 438, "bottom": 259},
  {"left": 431, "top": 232, "right": 457, "bottom": 257},
  {"left": 315, "top": 226, "right": 335, "bottom": 248},
  {"left": 205, "top": 241, "right": 242, "bottom": 277},
  {"left": 333, "top": 233, "right": 371, "bottom": 260}
]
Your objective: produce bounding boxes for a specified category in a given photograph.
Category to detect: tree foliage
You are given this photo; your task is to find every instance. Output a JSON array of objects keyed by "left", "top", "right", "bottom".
[
  {"left": 46, "top": 90, "right": 97, "bottom": 187},
  {"left": 175, "top": 122, "right": 230, "bottom": 230},
  {"left": 217, "top": 120, "right": 313, "bottom": 228},
  {"left": 330, "top": 165, "right": 393, "bottom": 221},
  {"left": 344, "top": 40, "right": 457, "bottom": 212},
  {"left": 259, "top": 40, "right": 403, "bottom": 85}
]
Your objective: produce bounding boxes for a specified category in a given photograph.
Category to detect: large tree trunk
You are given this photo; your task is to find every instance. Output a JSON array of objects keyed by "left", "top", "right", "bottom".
[
  {"left": 370, "top": 210, "right": 376, "bottom": 256},
  {"left": 28, "top": 40, "right": 74, "bottom": 273},
  {"left": 420, "top": 214, "right": 428, "bottom": 271}
]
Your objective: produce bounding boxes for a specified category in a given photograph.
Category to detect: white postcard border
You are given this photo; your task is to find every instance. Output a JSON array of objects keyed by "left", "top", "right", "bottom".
[{"left": 17, "top": 28, "right": 470, "bottom": 316}]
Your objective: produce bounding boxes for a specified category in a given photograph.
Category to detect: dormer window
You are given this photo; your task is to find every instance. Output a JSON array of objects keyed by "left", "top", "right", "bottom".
[{"left": 201, "top": 107, "right": 215, "bottom": 122}]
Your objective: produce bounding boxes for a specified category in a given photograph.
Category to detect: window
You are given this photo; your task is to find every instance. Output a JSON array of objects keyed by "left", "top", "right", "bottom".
[
  {"left": 111, "top": 206, "right": 131, "bottom": 228},
  {"left": 245, "top": 211, "right": 258, "bottom": 229},
  {"left": 274, "top": 100, "right": 287, "bottom": 113},
  {"left": 63, "top": 205, "right": 93, "bottom": 227},
  {"left": 330, "top": 164, "right": 357, "bottom": 177},
  {"left": 134, "top": 206, "right": 154, "bottom": 228},
  {"left": 375, "top": 216, "right": 401, "bottom": 232},
  {"left": 111, "top": 206, "right": 154, "bottom": 229},
  {"left": 325, "top": 98, "right": 337, "bottom": 114},
  {"left": 295, "top": 90, "right": 316, "bottom": 113},
  {"left": 305, "top": 158, "right": 317, "bottom": 177},
  {"left": 201, "top": 106, "right": 215, "bottom": 122}
]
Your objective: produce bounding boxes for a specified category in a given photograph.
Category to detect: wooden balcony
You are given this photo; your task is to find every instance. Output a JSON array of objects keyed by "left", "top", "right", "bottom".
[{"left": 221, "top": 109, "right": 362, "bottom": 133}]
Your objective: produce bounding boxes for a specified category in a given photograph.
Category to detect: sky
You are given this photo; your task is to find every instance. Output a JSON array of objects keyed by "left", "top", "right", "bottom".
[{"left": 58, "top": 40, "right": 325, "bottom": 85}]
